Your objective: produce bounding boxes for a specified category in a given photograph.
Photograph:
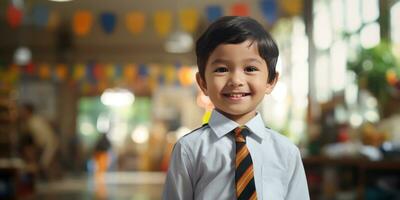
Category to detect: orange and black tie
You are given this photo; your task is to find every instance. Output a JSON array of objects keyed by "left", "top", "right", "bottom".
[{"left": 234, "top": 126, "right": 257, "bottom": 200}]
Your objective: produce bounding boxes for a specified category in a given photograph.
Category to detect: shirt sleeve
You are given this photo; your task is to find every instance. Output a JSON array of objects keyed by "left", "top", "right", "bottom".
[
  {"left": 285, "top": 148, "right": 310, "bottom": 200},
  {"left": 162, "top": 141, "right": 194, "bottom": 200}
]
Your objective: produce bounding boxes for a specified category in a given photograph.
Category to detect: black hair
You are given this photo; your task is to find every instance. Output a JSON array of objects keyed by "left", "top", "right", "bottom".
[{"left": 196, "top": 16, "right": 279, "bottom": 83}]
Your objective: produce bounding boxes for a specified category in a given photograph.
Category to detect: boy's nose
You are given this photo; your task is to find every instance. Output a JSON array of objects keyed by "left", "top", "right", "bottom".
[{"left": 227, "top": 71, "right": 244, "bottom": 87}]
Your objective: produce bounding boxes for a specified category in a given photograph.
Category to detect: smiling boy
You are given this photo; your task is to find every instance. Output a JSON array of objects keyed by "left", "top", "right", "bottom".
[{"left": 163, "top": 16, "right": 309, "bottom": 200}]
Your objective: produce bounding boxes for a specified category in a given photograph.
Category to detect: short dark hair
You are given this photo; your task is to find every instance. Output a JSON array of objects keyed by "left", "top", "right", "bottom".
[{"left": 196, "top": 16, "right": 279, "bottom": 83}]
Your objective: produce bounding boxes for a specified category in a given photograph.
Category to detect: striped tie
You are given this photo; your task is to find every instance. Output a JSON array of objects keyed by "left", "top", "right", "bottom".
[{"left": 234, "top": 126, "right": 257, "bottom": 200}]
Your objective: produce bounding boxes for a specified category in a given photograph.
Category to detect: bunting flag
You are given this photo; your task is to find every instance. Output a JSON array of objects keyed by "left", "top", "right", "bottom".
[
  {"left": 93, "top": 63, "right": 105, "bottom": 80},
  {"left": 231, "top": 3, "right": 249, "bottom": 16},
  {"left": 6, "top": 5, "right": 23, "bottom": 28},
  {"left": 38, "top": 63, "right": 51, "bottom": 79},
  {"left": 47, "top": 10, "right": 60, "bottom": 30},
  {"left": 73, "top": 63, "right": 85, "bottom": 81},
  {"left": 206, "top": 5, "right": 223, "bottom": 22},
  {"left": 73, "top": 10, "right": 93, "bottom": 36},
  {"left": 164, "top": 64, "right": 175, "bottom": 85},
  {"left": 280, "top": 0, "right": 303, "bottom": 16},
  {"left": 179, "top": 8, "right": 199, "bottom": 33},
  {"left": 138, "top": 64, "right": 149, "bottom": 78},
  {"left": 55, "top": 64, "right": 68, "bottom": 81},
  {"left": 126, "top": 11, "right": 146, "bottom": 35},
  {"left": 32, "top": 5, "right": 49, "bottom": 27},
  {"left": 123, "top": 64, "right": 137, "bottom": 81},
  {"left": 260, "top": 0, "right": 278, "bottom": 24},
  {"left": 100, "top": 12, "right": 117, "bottom": 34},
  {"left": 105, "top": 63, "right": 115, "bottom": 80},
  {"left": 154, "top": 10, "right": 172, "bottom": 37},
  {"left": 25, "top": 63, "right": 35, "bottom": 75}
]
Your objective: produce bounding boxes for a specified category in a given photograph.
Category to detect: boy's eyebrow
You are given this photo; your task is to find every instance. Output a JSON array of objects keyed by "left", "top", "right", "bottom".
[{"left": 210, "top": 58, "right": 264, "bottom": 65}]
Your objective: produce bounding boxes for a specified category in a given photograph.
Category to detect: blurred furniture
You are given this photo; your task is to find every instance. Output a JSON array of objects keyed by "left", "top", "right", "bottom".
[{"left": 304, "top": 156, "right": 400, "bottom": 200}]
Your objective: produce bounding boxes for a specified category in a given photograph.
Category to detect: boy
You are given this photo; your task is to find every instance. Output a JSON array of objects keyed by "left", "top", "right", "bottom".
[{"left": 163, "top": 16, "right": 309, "bottom": 200}]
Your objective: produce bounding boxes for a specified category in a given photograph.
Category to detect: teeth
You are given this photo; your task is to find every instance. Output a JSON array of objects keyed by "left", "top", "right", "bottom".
[{"left": 229, "top": 93, "right": 245, "bottom": 97}]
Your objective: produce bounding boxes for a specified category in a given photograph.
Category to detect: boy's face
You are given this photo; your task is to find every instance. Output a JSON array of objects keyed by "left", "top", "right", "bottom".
[{"left": 196, "top": 40, "right": 278, "bottom": 124}]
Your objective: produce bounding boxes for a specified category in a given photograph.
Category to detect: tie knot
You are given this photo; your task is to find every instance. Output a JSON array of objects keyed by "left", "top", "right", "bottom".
[{"left": 234, "top": 126, "right": 248, "bottom": 142}]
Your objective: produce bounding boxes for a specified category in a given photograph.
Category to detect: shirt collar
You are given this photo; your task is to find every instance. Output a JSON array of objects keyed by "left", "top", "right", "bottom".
[{"left": 208, "top": 109, "right": 269, "bottom": 141}]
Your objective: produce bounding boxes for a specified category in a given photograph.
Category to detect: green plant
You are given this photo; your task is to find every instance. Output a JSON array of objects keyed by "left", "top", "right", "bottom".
[{"left": 348, "top": 41, "right": 400, "bottom": 115}]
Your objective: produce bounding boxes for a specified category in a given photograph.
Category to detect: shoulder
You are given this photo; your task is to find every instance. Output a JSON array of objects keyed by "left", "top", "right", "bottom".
[
  {"left": 266, "top": 128, "right": 300, "bottom": 154},
  {"left": 175, "top": 124, "right": 211, "bottom": 150}
]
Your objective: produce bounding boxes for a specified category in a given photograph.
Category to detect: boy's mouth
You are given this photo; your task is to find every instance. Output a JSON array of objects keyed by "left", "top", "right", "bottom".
[{"left": 222, "top": 93, "right": 251, "bottom": 99}]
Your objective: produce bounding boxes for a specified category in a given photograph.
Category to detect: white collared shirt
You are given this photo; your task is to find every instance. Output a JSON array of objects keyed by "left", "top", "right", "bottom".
[{"left": 163, "top": 110, "right": 309, "bottom": 200}]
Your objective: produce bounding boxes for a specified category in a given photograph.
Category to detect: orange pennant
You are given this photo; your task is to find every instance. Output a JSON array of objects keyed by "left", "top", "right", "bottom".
[
  {"left": 126, "top": 11, "right": 146, "bottom": 35},
  {"left": 73, "top": 10, "right": 93, "bottom": 36}
]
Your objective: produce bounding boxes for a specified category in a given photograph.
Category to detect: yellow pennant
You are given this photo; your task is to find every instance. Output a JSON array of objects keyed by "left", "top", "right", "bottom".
[
  {"left": 126, "top": 11, "right": 146, "bottom": 35},
  {"left": 105, "top": 63, "right": 115, "bottom": 80},
  {"left": 280, "top": 0, "right": 303, "bottom": 16},
  {"left": 179, "top": 8, "right": 199, "bottom": 33},
  {"left": 73, "top": 10, "right": 93, "bottom": 36},
  {"left": 154, "top": 10, "right": 172, "bottom": 37},
  {"left": 164, "top": 65, "right": 176, "bottom": 85},
  {"left": 73, "top": 63, "right": 85, "bottom": 81}
]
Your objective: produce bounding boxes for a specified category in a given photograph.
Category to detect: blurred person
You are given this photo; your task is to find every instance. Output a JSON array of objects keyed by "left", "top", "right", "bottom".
[
  {"left": 19, "top": 103, "right": 59, "bottom": 180},
  {"left": 93, "top": 132, "right": 111, "bottom": 178}
]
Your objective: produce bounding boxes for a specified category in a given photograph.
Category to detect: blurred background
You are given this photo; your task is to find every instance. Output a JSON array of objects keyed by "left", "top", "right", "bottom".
[{"left": 0, "top": 0, "right": 399, "bottom": 199}]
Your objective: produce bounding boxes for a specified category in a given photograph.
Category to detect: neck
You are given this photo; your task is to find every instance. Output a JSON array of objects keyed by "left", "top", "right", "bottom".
[{"left": 216, "top": 109, "right": 257, "bottom": 126}]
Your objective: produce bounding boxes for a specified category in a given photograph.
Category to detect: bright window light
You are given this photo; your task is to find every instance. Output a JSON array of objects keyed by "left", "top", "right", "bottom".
[
  {"left": 101, "top": 88, "right": 135, "bottom": 107},
  {"left": 362, "top": 0, "right": 379, "bottom": 23},
  {"left": 360, "top": 22, "right": 380, "bottom": 49},
  {"left": 345, "top": 0, "right": 362, "bottom": 32},
  {"left": 315, "top": 55, "right": 331, "bottom": 103},
  {"left": 313, "top": 3, "right": 333, "bottom": 50},
  {"left": 96, "top": 113, "right": 110, "bottom": 133},
  {"left": 330, "top": 41, "right": 347, "bottom": 92},
  {"left": 330, "top": 0, "right": 344, "bottom": 32},
  {"left": 391, "top": 2, "right": 400, "bottom": 44}
]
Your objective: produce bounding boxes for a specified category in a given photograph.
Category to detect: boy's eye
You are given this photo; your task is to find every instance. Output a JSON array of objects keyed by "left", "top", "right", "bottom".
[
  {"left": 214, "top": 67, "right": 228, "bottom": 73},
  {"left": 245, "top": 66, "right": 258, "bottom": 72}
]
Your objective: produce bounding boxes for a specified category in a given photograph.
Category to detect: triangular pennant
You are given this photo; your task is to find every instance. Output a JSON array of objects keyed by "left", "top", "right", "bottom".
[
  {"left": 100, "top": 12, "right": 117, "bottom": 34},
  {"left": 154, "top": 10, "right": 172, "bottom": 37},
  {"left": 73, "top": 63, "right": 86, "bottom": 81},
  {"left": 6, "top": 5, "right": 23, "bottom": 28},
  {"left": 260, "top": 0, "right": 278, "bottom": 24},
  {"left": 280, "top": 0, "right": 303, "bottom": 16},
  {"left": 55, "top": 64, "right": 68, "bottom": 81},
  {"left": 32, "top": 5, "right": 49, "bottom": 27},
  {"left": 73, "top": 10, "right": 93, "bottom": 36},
  {"left": 231, "top": 3, "right": 249, "bottom": 16},
  {"left": 179, "top": 8, "right": 199, "bottom": 33},
  {"left": 126, "top": 11, "right": 146, "bottom": 35},
  {"left": 206, "top": 5, "right": 223, "bottom": 22}
]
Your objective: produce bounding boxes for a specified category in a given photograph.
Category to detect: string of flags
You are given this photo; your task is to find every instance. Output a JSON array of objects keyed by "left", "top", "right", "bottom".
[
  {"left": 0, "top": 62, "right": 197, "bottom": 94},
  {"left": 5, "top": 1, "right": 303, "bottom": 36}
]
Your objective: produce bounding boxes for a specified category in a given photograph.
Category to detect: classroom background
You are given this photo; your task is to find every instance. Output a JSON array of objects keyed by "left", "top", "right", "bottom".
[{"left": 1, "top": 0, "right": 400, "bottom": 199}]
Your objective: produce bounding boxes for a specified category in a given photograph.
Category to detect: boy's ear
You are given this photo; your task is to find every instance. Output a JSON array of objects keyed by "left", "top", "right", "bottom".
[
  {"left": 196, "top": 72, "right": 208, "bottom": 96},
  {"left": 265, "top": 72, "right": 279, "bottom": 94}
]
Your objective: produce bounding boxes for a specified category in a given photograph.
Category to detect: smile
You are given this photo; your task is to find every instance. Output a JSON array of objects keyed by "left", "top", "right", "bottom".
[{"left": 222, "top": 93, "right": 251, "bottom": 98}]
